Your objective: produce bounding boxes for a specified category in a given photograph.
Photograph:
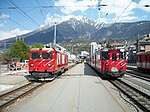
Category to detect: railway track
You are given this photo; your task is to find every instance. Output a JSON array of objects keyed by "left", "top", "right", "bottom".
[
  {"left": 0, "top": 82, "right": 46, "bottom": 111},
  {"left": 110, "top": 79, "right": 150, "bottom": 112},
  {"left": 126, "top": 67, "right": 150, "bottom": 79},
  {"left": 126, "top": 71, "right": 150, "bottom": 82}
]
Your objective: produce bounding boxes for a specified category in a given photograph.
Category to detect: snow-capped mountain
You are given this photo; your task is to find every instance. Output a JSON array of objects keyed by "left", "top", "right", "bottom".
[{"left": 0, "top": 17, "right": 150, "bottom": 49}]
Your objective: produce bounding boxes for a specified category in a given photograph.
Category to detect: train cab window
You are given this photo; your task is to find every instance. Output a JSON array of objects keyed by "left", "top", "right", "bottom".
[
  {"left": 102, "top": 52, "right": 110, "bottom": 60},
  {"left": 30, "top": 52, "right": 40, "bottom": 60},
  {"left": 42, "top": 52, "right": 52, "bottom": 59},
  {"left": 112, "top": 53, "right": 117, "bottom": 61},
  {"left": 119, "top": 52, "right": 126, "bottom": 60}
]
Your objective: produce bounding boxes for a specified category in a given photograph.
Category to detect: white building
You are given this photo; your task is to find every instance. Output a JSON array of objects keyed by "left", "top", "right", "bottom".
[
  {"left": 81, "top": 51, "right": 89, "bottom": 56},
  {"left": 90, "top": 42, "right": 98, "bottom": 55}
]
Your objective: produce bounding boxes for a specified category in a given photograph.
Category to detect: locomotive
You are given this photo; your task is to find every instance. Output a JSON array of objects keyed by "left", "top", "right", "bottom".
[
  {"left": 28, "top": 47, "right": 68, "bottom": 81},
  {"left": 88, "top": 49, "right": 126, "bottom": 78},
  {"left": 136, "top": 51, "right": 150, "bottom": 71}
]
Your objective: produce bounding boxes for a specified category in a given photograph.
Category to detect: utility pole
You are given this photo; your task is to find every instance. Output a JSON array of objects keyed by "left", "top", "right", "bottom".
[
  {"left": 22, "top": 36, "right": 24, "bottom": 42},
  {"left": 4, "top": 41, "right": 6, "bottom": 52},
  {"left": 53, "top": 22, "right": 57, "bottom": 48},
  {"left": 16, "top": 36, "right": 18, "bottom": 41}
]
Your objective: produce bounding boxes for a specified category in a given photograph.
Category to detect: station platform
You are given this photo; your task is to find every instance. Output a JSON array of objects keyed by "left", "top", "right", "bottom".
[
  {"left": 0, "top": 69, "right": 28, "bottom": 93},
  {"left": 8, "top": 63, "right": 131, "bottom": 112}
]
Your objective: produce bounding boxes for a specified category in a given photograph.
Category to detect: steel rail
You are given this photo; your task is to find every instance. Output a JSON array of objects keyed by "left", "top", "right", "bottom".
[
  {"left": 126, "top": 71, "right": 150, "bottom": 82},
  {"left": 110, "top": 79, "right": 150, "bottom": 112},
  {"left": 0, "top": 82, "right": 46, "bottom": 110},
  {"left": 126, "top": 70, "right": 150, "bottom": 80},
  {"left": 0, "top": 82, "right": 32, "bottom": 99}
]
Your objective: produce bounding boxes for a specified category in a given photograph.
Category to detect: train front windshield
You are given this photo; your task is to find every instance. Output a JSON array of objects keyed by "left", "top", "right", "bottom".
[
  {"left": 102, "top": 52, "right": 110, "bottom": 60},
  {"left": 30, "top": 52, "right": 52, "bottom": 60},
  {"left": 42, "top": 52, "right": 52, "bottom": 59},
  {"left": 30, "top": 52, "right": 40, "bottom": 60}
]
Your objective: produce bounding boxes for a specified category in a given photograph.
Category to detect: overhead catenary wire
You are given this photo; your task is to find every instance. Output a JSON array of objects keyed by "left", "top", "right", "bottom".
[
  {"left": 0, "top": 4, "right": 111, "bottom": 10},
  {"left": 35, "top": 0, "right": 46, "bottom": 19},
  {"left": 8, "top": 17, "right": 28, "bottom": 29},
  {"left": 3, "top": 0, "right": 39, "bottom": 27},
  {"left": 8, "top": 0, "right": 40, "bottom": 27},
  {"left": 107, "top": 0, "right": 133, "bottom": 29},
  {"left": 25, "top": 0, "right": 45, "bottom": 18},
  {"left": 106, "top": 0, "right": 117, "bottom": 16},
  {"left": 114, "top": 0, "right": 133, "bottom": 23},
  {"left": 0, "top": 11, "right": 28, "bottom": 29}
]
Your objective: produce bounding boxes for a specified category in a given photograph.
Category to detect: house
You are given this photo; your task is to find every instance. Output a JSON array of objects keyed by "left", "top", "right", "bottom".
[{"left": 136, "top": 33, "right": 150, "bottom": 53}]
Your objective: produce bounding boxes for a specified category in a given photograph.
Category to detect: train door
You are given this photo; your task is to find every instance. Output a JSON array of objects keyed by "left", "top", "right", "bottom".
[
  {"left": 147, "top": 53, "right": 150, "bottom": 70},
  {"left": 57, "top": 53, "right": 61, "bottom": 66},
  {"left": 110, "top": 50, "right": 119, "bottom": 71},
  {"left": 62, "top": 54, "right": 65, "bottom": 65},
  {"left": 145, "top": 54, "right": 149, "bottom": 69}
]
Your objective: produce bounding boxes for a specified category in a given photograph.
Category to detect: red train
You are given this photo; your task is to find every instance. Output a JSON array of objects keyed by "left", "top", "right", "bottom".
[
  {"left": 88, "top": 49, "right": 126, "bottom": 78},
  {"left": 28, "top": 47, "right": 68, "bottom": 81},
  {"left": 136, "top": 51, "right": 150, "bottom": 71}
]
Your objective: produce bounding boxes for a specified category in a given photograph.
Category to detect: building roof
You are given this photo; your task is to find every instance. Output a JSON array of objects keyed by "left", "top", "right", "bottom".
[{"left": 109, "top": 41, "right": 124, "bottom": 47}]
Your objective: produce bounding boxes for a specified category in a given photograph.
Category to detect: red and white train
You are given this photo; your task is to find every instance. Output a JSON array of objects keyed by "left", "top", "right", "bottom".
[
  {"left": 88, "top": 49, "right": 126, "bottom": 78},
  {"left": 136, "top": 51, "right": 150, "bottom": 71},
  {"left": 28, "top": 47, "right": 68, "bottom": 81}
]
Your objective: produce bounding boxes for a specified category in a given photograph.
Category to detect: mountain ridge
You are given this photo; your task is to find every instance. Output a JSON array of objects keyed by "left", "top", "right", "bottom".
[{"left": 0, "top": 18, "right": 150, "bottom": 49}]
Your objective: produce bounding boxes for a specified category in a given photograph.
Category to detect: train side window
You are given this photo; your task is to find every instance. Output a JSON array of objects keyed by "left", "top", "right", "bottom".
[
  {"left": 145, "top": 55, "right": 148, "bottom": 63},
  {"left": 119, "top": 52, "right": 126, "bottom": 60},
  {"left": 139, "top": 55, "right": 142, "bottom": 62},
  {"left": 42, "top": 52, "right": 52, "bottom": 59},
  {"left": 30, "top": 52, "right": 40, "bottom": 60},
  {"left": 112, "top": 53, "right": 117, "bottom": 61}
]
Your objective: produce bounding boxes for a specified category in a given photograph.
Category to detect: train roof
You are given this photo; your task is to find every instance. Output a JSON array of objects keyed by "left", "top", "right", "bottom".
[
  {"left": 29, "top": 47, "right": 67, "bottom": 54},
  {"left": 96, "top": 49, "right": 120, "bottom": 52},
  {"left": 30, "top": 48, "right": 55, "bottom": 51},
  {"left": 137, "top": 51, "right": 150, "bottom": 55}
]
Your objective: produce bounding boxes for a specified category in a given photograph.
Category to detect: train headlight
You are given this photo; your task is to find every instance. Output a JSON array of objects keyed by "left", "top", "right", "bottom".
[
  {"left": 111, "top": 67, "right": 118, "bottom": 72},
  {"left": 106, "top": 63, "right": 109, "bottom": 66},
  {"left": 120, "top": 63, "right": 123, "bottom": 66},
  {"left": 30, "top": 64, "right": 34, "bottom": 67},
  {"left": 48, "top": 64, "right": 52, "bottom": 67}
]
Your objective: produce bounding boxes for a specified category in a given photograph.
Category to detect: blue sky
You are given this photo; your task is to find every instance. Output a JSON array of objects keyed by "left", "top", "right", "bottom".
[{"left": 0, "top": 0, "right": 150, "bottom": 40}]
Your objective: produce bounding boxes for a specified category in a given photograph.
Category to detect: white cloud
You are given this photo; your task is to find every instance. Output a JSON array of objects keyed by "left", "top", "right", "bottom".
[
  {"left": 0, "top": 28, "right": 32, "bottom": 40},
  {"left": 40, "top": 14, "right": 62, "bottom": 28},
  {"left": 101, "top": 0, "right": 137, "bottom": 16},
  {"left": 54, "top": 0, "right": 139, "bottom": 22},
  {"left": 40, "top": 13, "right": 114, "bottom": 31},
  {"left": 55, "top": 0, "right": 98, "bottom": 14},
  {"left": 0, "top": 23, "right": 4, "bottom": 28},
  {"left": 0, "top": 13, "right": 10, "bottom": 19},
  {"left": 41, "top": 13, "right": 89, "bottom": 28},
  {"left": 113, "top": 16, "right": 137, "bottom": 22},
  {"left": 138, "top": 0, "right": 150, "bottom": 12}
]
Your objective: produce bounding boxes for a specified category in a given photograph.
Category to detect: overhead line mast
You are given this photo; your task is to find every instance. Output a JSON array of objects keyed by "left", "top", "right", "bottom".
[{"left": 98, "top": 0, "right": 102, "bottom": 23}]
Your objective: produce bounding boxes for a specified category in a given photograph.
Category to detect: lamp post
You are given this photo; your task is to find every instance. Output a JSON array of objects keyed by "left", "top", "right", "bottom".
[{"left": 70, "top": 40, "right": 73, "bottom": 54}]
